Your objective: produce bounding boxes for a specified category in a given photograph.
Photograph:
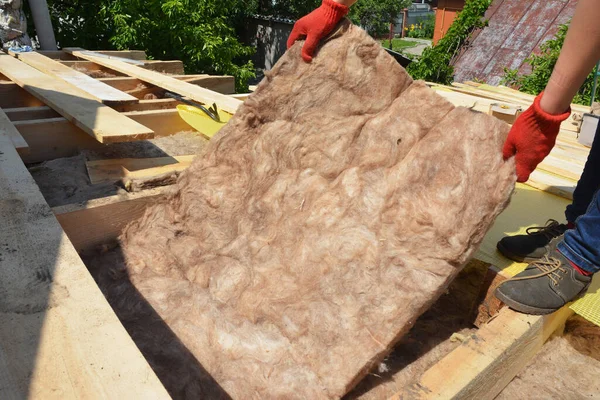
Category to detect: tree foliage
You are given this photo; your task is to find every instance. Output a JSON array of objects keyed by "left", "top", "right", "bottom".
[
  {"left": 254, "top": 0, "right": 320, "bottom": 19},
  {"left": 407, "top": 0, "right": 491, "bottom": 84},
  {"left": 501, "top": 23, "right": 597, "bottom": 106},
  {"left": 255, "top": 0, "right": 410, "bottom": 37},
  {"left": 348, "top": 0, "right": 411, "bottom": 37},
  {"left": 43, "top": 0, "right": 256, "bottom": 91}
]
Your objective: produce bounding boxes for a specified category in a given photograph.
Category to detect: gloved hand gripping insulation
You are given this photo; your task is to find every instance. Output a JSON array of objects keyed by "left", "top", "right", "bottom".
[{"left": 287, "top": 0, "right": 349, "bottom": 62}]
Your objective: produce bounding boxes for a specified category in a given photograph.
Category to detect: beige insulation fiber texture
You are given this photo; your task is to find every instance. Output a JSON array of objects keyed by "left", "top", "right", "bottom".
[{"left": 118, "top": 21, "right": 516, "bottom": 399}]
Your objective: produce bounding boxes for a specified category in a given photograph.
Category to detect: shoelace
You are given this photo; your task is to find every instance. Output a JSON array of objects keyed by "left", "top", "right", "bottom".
[
  {"left": 502, "top": 255, "right": 566, "bottom": 286},
  {"left": 525, "top": 219, "right": 565, "bottom": 240}
]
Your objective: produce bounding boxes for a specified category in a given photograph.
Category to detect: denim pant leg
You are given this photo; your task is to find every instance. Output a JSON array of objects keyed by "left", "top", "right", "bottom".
[
  {"left": 558, "top": 189, "right": 600, "bottom": 273},
  {"left": 565, "top": 121, "right": 600, "bottom": 223}
]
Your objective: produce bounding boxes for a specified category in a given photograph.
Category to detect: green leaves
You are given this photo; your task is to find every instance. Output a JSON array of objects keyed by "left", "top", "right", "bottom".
[
  {"left": 407, "top": 0, "right": 491, "bottom": 84},
  {"left": 46, "top": 0, "right": 256, "bottom": 91},
  {"left": 348, "top": 0, "right": 411, "bottom": 37},
  {"left": 501, "top": 23, "right": 596, "bottom": 106}
]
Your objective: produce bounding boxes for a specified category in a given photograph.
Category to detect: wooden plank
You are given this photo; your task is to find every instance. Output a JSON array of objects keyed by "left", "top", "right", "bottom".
[
  {"left": 86, "top": 155, "right": 196, "bottom": 184},
  {"left": 392, "top": 305, "right": 574, "bottom": 400},
  {"left": 526, "top": 169, "right": 576, "bottom": 200},
  {"left": 537, "top": 155, "right": 583, "bottom": 182},
  {"left": 39, "top": 49, "right": 147, "bottom": 61},
  {"left": 53, "top": 189, "right": 166, "bottom": 252},
  {"left": 435, "top": 83, "right": 581, "bottom": 132},
  {"left": 0, "top": 108, "right": 28, "bottom": 153},
  {"left": 141, "top": 60, "right": 185, "bottom": 74},
  {"left": 461, "top": 82, "right": 590, "bottom": 113},
  {"left": 0, "top": 123, "right": 170, "bottom": 399},
  {"left": 64, "top": 48, "right": 242, "bottom": 114},
  {"left": 16, "top": 52, "right": 139, "bottom": 105},
  {"left": 15, "top": 109, "right": 194, "bottom": 163},
  {"left": 0, "top": 53, "right": 154, "bottom": 144}
]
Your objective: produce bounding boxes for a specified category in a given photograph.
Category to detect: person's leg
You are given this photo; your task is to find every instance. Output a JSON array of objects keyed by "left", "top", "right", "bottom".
[
  {"left": 495, "top": 193, "right": 598, "bottom": 315},
  {"left": 558, "top": 189, "right": 600, "bottom": 274},
  {"left": 565, "top": 120, "right": 600, "bottom": 223},
  {"left": 497, "top": 121, "right": 600, "bottom": 262}
]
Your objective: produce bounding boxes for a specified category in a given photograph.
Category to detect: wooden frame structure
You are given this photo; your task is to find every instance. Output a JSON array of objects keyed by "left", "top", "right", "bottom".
[{"left": 0, "top": 49, "right": 591, "bottom": 399}]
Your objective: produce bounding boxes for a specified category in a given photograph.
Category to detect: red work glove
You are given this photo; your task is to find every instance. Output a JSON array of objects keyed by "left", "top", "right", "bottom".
[
  {"left": 503, "top": 93, "right": 571, "bottom": 182},
  {"left": 287, "top": 0, "right": 349, "bottom": 62}
]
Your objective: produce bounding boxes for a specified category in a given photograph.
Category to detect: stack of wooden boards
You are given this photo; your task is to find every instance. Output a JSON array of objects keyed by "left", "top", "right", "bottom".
[
  {"left": 0, "top": 48, "right": 241, "bottom": 163},
  {"left": 429, "top": 81, "right": 591, "bottom": 201}
]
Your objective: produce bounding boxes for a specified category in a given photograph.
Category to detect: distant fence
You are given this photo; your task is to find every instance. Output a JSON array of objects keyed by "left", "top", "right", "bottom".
[
  {"left": 244, "top": 15, "right": 294, "bottom": 72},
  {"left": 392, "top": 4, "right": 434, "bottom": 36},
  {"left": 245, "top": 8, "right": 433, "bottom": 71}
]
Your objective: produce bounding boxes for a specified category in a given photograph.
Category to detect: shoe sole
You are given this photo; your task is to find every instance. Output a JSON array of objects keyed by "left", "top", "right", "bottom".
[
  {"left": 495, "top": 289, "right": 557, "bottom": 315},
  {"left": 496, "top": 241, "right": 542, "bottom": 264}
]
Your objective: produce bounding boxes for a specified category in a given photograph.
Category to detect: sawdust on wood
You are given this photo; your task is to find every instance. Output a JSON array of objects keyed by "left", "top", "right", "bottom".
[{"left": 496, "top": 316, "right": 600, "bottom": 399}]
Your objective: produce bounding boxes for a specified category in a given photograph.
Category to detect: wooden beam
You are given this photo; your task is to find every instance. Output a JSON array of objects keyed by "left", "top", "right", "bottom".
[
  {"left": 4, "top": 106, "right": 60, "bottom": 121},
  {"left": 14, "top": 117, "right": 103, "bottom": 163},
  {"left": 60, "top": 60, "right": 125, "bottom": 76},
  {"left": 37, "top": 50, "right": 78, "bottom": 60},
  {"left": 111, "top": 98, "right": 181, "bottom": 112},
  {"left": 60, "top": 60, "right": 184, "bottom": 75},
  {"left": 392, "top": 305, "right": 574, "bottom": 400},
  {"left": 0, "top": 81, "right": 44, "bottom": 108},
  {"left": 5, "top": 99, "right": 181, "bottom": 121},
  {"left": 15, "top": 52, "right": 139, "bottom": 105},
  {"left": 53, "top": 189, "right": 166, "bottom": 252},
  {"left": 0, "top": 123, "right": 170, "bottom": 399},
  {"left": 15, "top": 109, "right": 194, "bottom": 163},
  {"left": 0, "top": 108, "right": 28, "bottom": 153},
  {"left": 86, "top": 155, "right": 196, "bottom": 184},
  {"left": 97, "top": 75, "right": 208, "bottom": 92},
  {"left": 64, "top": 48, "right": 242, "bottom": 114},
  {"left": 0, "top": 53, "right": 154, "bottom": 144}
]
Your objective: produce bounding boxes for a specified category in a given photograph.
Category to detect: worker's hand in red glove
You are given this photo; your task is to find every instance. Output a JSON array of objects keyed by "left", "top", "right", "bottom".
[
  {"left": 287, "top": 0, "right": 349, "bottom": 62},
  {"left": 503, "top": 93, "right": 571, "bottom": 182}
]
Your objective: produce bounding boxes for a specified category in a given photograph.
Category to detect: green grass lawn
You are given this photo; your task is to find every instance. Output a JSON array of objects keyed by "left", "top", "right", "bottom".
[{"left": 380, "top": 38, "right": 418, "bottom": 52}]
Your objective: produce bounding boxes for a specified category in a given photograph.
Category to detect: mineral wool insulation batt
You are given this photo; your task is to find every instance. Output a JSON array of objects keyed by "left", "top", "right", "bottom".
[{"left": 118, "top": 20, "right": 516, "bottom": 399}]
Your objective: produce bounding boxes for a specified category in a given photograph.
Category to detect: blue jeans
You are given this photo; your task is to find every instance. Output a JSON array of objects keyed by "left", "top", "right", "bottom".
[{"left": 558, "top": 121, "right": 600, "bottom": 274}]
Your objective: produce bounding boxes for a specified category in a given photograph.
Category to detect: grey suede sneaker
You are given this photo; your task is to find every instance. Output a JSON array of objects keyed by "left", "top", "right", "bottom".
[
  {"left": 495, "top": 240, "right": 592, "bottom": 315},
  {"left": 496, "top": 219, "right": 568, "bottom": 262}
]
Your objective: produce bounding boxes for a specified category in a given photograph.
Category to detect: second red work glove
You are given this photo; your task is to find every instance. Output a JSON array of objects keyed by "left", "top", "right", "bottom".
[
  {"left": 503, "top": 93, "right": 571, "bottom": 182},
  {"left": 287, "top": 0, "right": 349, "bottom": 62}
]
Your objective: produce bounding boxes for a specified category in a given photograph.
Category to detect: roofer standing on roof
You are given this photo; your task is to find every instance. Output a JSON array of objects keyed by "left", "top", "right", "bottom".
[{"left": 288, "top": 0, "right": 600, "bottom": 315}]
